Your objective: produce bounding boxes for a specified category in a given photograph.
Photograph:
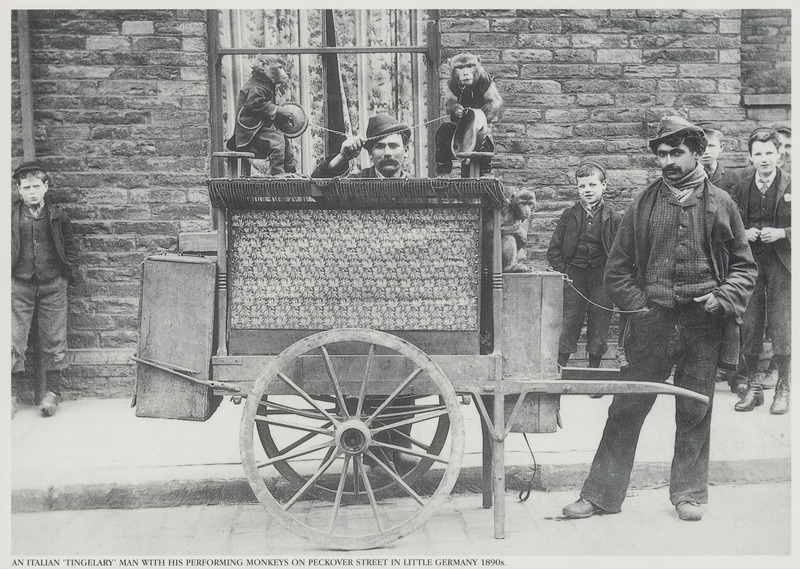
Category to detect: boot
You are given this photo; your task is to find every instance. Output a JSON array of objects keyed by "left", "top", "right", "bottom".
[
  {"left": 770, "top": 355, "right": 790, "bottom": 415},
  {"left": 762, "top": 358, "right": 779, "bottom": 390},
  {"left": 557, "top": 352, "right": 570, "bottom": 368},
  {"left": 735, "top": 378, "right": 764, "bottom": 412}
]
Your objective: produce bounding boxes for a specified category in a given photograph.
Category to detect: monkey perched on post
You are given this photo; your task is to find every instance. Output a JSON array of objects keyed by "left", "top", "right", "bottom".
[
  {"left": 226, "top": 55, "right": 298, "bottom": 176},
  {"left": 500, "top": 189, "right": 536, "bottom": 273},
  {"left": 435, "top": 53, "right": 503, "bottom": 176}
]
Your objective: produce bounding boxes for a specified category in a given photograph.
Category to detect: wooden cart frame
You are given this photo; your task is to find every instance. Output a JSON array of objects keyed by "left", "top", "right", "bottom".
[{"left": 135, "top": 168, "right": 708, "bottom": 550}]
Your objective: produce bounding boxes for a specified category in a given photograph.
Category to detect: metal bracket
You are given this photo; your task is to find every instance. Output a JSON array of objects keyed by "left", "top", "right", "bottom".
[{"left": 131, "top": 355, "right": 241, "bottom": 393}]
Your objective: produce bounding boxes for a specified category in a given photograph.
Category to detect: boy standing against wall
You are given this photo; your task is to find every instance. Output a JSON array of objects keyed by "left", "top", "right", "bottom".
[
  {"left": 11, "top": 162, "right": 79, "bottom": 417},
  {"left": 729, "top": 128, "right": 791, "bottom": 414},
  {"left": 547, "top": 160, "right": 622, "bottom": 370},
  {"left": 697, "top": 122, "right": 740, "bottom": 193}
]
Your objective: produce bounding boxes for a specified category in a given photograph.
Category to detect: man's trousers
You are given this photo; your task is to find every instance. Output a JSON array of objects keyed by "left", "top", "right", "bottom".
[{"left": 580, "top": 303, "right": 721, "bottom": 512}]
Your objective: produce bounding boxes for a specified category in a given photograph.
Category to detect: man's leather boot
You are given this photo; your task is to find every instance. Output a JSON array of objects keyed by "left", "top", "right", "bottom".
[
  {"left": 770, "top": 355, "right": 790, "bottom": 415},
  {"left": 735, "top": 375, "right": 764, "bottom": 412}
]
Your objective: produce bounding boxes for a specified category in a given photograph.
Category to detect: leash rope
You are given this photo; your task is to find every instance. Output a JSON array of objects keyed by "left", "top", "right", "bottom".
[
  {"left": 518, "top": 433, "right": 540, "bottom": 503},
  {"left": 548, "top": 269, "right": 649, "bottom": 314},
  {"left": 307, "top": 114, "right": 450, "bottom": 141}
]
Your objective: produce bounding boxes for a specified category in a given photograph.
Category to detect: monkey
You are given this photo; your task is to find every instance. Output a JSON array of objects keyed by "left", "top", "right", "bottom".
[
  {"left": 226, "top": 55, "right": 298, "bottom": 176},
  {"left": 435, "top": 53, "right": 504, "bottom": 176},
  {"left": 500, "top": 189, "right": 536, "bottom": 273}
]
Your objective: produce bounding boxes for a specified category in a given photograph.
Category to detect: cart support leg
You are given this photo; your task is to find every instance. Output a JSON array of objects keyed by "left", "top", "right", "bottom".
[
  {"left": 492, "top": 392, "right": 505, "bottom": 539},
  {"left": 480, "top": 395, "right": 493, "bottom": 509}
]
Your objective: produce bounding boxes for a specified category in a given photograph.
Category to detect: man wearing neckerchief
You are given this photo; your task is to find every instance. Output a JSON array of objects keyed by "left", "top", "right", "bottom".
[{"left": 562, "top": 116, "right": 756, "bottom": 523}]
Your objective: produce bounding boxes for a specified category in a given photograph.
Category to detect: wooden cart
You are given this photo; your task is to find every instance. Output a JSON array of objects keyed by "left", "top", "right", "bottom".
[{"left": 134, "top": 169, "right": 708, "bottom": 550}]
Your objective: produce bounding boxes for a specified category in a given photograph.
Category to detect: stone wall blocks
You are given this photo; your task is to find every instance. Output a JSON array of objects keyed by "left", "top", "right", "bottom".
[
  {"left": 86, "top": 36, "right": 131, "bottom": 51},
  {"left": 121, "top": 21, "right": 155, "bottom": 35},
  {"left": 440, "top": 18, "right": 491, "bottom": 33}
]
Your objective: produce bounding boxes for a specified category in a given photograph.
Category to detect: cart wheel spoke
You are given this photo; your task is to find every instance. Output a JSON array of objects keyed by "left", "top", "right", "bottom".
[
  {"left": 259, "top": 398, "right": 335, "bottom": 421},
  {"left": 370, "top": 407, "right": 450, "bottom": 434},
  {"left": 371, "top": 442, "right": 450, "bottom": 465},
  {"left": 364, "top": 367, "right": 424, "bottom": 426},
  {"left": 271, "top": 421, "right": 333, "bottom": 456},
  {"left": 364, "top": 449, "right": 425, "bottom": 507},
  {"left": 254, "top": 415, "right": 334, "bottom": 436},
  {"left": 355, "top": 455, "right": 385, "bottom": 536},
  {"left": 327, "top": 454, "right": 351, "bottom": 534},
  {"left": 276, "top": 372, "right": 341, "bottom": 426},
  {"left": 257, "top": 440, "right": 334, "bottom": 468},
  {"left": 320, "top": 345, "right": 350, "bottom": 420},
  {"left": 241, "top": 328, "right": 464, "bottom": 550},
  {"left": 284, "top": 447, "right": 342, "bottom": 511},
  {"left": 355, "top": 344, "right": 375, "bottom": 419}
]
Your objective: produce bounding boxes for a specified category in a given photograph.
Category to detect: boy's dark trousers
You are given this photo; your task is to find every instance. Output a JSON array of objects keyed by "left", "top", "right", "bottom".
[
  {"left": 559, "top": 263, "right": 613, "bottom": 359},
  {"left": 740, "top": 246, "right": 791, "bottom": 360},
  {"left": 580, "top": 303, "right": 721, "bottom": 512},
  {"left": 11, "top": 275, "right": 69, "bottom": 396}
]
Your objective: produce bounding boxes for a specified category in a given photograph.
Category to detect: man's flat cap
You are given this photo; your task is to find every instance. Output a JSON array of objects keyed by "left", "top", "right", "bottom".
[
  {"left": 363, "top": 113, "right": 411, "bottom": 151},
  {"left": 648, "top": 116, "right": 704, "bottom": 152}
]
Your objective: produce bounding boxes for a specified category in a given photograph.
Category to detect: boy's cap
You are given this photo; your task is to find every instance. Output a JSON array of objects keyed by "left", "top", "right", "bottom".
[
  {"left": 13, "top": 161, "right": 48, "bottom": 180},
  {"left": 770, "top": 121, "right": 791, "bottom": 136},
  {"left": 749, "top": 126, "right": 779, "bottom": 139},
  {"left": 695, "top": 120, "right": 725, "bottom": 134},
  {"left": 577, "top": 159, "right": 606, "bottom": 179},
  {"left": 648, "top": 116, "right": 704, "bottom": 152}
]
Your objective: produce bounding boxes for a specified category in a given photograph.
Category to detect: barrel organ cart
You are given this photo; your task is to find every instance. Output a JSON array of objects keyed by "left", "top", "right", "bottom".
[{"left": 134, "top": 163, "right": 708, "bottom": 550}]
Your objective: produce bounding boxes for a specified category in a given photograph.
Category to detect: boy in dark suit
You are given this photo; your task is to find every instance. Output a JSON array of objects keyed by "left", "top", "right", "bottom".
[{"left": 547, "top": 160, "right": 622, "bottom": 370}]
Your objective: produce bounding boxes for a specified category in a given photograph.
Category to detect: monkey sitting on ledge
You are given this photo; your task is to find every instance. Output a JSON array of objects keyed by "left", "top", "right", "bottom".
[
  {"left": 226, "top": 55, "right": 298, "bottom": 176},
  {"left": 435, "top": 53, "right": 503, "bottom": 177},
  {"left": 500, "top": 189, "right": 536, "bottom": 273}
]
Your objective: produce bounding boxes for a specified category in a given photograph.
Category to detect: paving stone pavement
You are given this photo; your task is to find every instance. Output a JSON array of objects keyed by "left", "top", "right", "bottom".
[{"left": 10, "top": 483, "right": 792, "bottom": 560}]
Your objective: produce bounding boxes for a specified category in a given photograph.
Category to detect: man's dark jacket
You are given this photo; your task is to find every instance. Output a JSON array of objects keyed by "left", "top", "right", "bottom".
[
  {"left": 11, "top": 196, "right": 79, "bottom": 283},
  {"left": 546, "top": 203, "right": 622, "bottom": 273},
  {"left": 604, "top": 179, "right": 757, "bottom": 319},
  {"left": 708, "top": 163, "right": 740, "bottom": 194},
  {"left": 312, "top": 158, "right": 406, "bottom": 179},
  {"left": 728, "top": 168, "right": 791, "bottom": 272}
]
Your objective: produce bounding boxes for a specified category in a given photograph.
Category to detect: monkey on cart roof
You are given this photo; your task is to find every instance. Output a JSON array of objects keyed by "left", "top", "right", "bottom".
[
  {"left": 435, "top": 53, "right": 503, "bottom": 177},
  {"left": 226, "top": 55, "right": 298, "bottom": 177}
]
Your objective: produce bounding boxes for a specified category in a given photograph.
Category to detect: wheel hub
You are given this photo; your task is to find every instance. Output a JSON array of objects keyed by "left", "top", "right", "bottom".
[{"left": 335, "top": 420, "right": 372, "bottom": 455}]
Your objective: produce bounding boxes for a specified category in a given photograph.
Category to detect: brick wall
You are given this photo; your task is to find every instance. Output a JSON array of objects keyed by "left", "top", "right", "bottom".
[
  {"left": 741, "top": 9, "right": 791, "bottom": 95},
  {"left": 9, "top": 9, "right": 791, "bottom": 397},
  {"left": 438, "top": 9, "right": 789, "bottom": 266},
  {"left": 11, "top": 10, "right": 210, "bottom": 398}
]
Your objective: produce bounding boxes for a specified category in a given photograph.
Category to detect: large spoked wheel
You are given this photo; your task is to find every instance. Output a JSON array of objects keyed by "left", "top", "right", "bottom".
[
  {"left": 240, "top": 328, "right": 465, "bottom": 550},
  {"left": 256, "top": 394, "right": 450, "bottom": 502}
]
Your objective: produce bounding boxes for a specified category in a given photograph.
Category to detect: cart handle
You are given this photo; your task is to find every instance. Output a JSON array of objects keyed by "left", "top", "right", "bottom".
[{"left": 132, "top": 355, "right": 241, "bottom": 393}]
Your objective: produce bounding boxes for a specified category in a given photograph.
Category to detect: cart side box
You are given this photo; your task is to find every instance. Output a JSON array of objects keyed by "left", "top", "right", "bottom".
[
  {"left": 501, "top": 272, "right": 562, "bottom": 433},
  {"left": 135, "top": 255, "right": 221, "bottom": 420}
]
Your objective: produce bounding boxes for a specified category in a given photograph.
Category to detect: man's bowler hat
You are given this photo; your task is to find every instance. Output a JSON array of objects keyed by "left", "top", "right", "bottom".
[
  {"left": 363, "top": 114, "right": 411, "bottom": 152},
  {"left": 13, "top": 160, "right": 48, "bottom": 181},
  {"left": 648, "top": 116, "right": 704, "bottom": 152}
]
